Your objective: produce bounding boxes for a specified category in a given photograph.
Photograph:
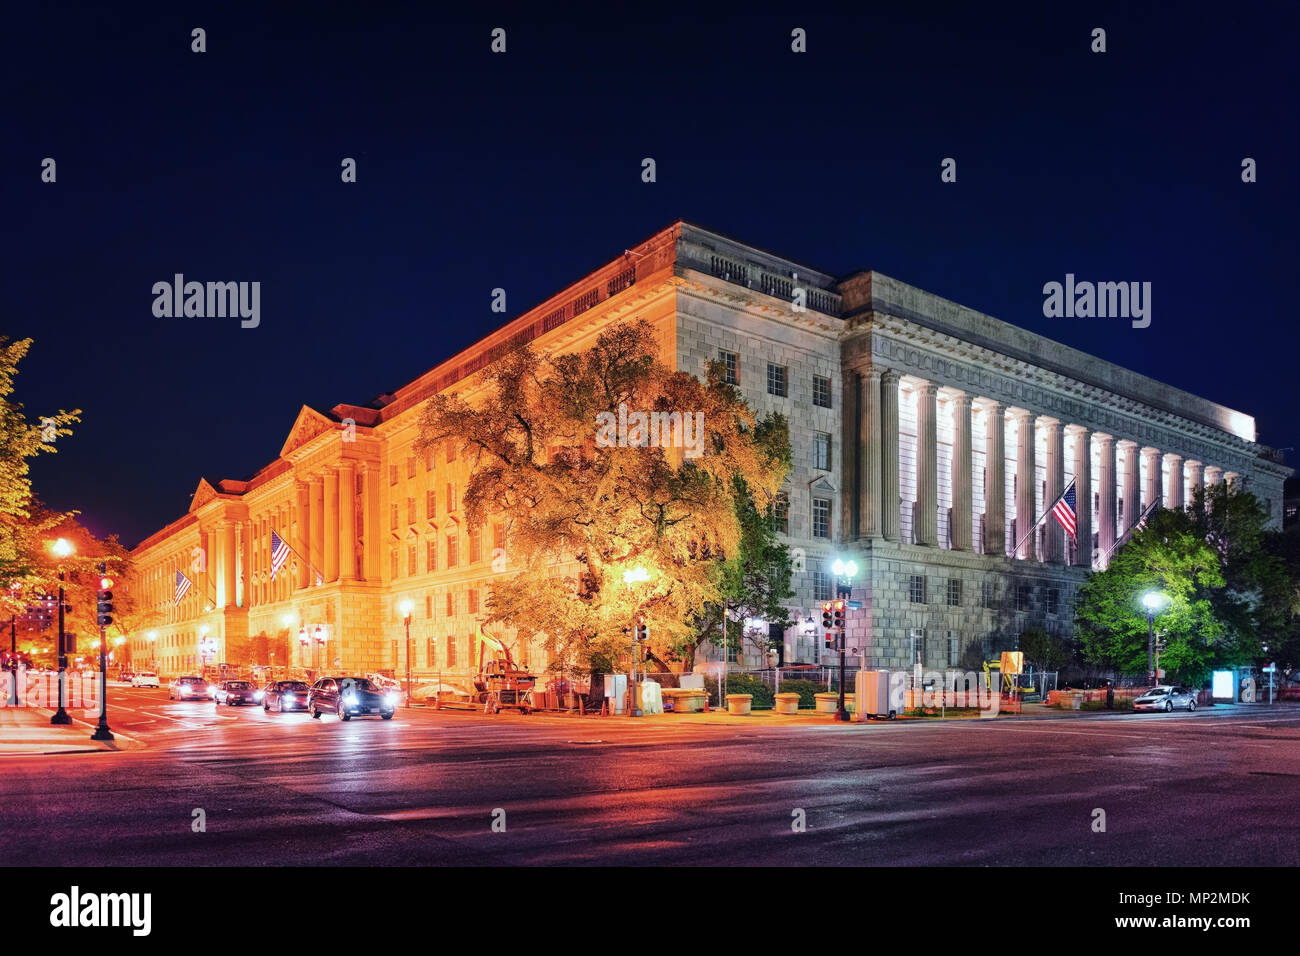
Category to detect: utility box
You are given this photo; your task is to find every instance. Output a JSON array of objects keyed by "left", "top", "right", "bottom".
[
  {"left": 604, "top": 673, "right": 627, "bottom": 714},
  {"left": 856, "top": 670, "right": 896, "bottom": 719}
]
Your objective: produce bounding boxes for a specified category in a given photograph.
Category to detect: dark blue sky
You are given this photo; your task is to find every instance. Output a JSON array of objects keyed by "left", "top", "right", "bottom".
[{"left": 8, "top": 1, "right": 1298, "bottom": 547}]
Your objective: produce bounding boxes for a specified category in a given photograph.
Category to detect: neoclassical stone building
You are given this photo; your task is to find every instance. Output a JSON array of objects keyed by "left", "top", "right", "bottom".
[{"left": 129, "top": 221, "right": 1289, "bottom": 682}]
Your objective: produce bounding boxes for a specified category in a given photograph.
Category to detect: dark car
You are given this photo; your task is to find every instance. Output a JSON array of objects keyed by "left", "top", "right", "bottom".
[
  {"left": 262, "top": 680, "right": 310, "bottom": 713},
  {"left": 214, "top": 679, "right": 260, "bottom": 706},
  {"left": 1133, "top": 685, "right": 1198, "bottom": 712},
  {"left": 307, "top": 676, "right": 399, "bottom": 720},
  {"left": 169, "top": 675, "right": 213, "bottom": 701}
]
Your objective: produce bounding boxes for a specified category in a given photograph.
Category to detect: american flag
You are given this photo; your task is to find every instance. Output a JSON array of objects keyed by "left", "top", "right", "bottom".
[
  {"left": 1051, "top": 480, "right": 1078, "bottom": 538},
  {"left": 270, "top": 530, "right": 291, "bottom": 580},
  {"left": 174, "top": 569, "right": 192, "bottom": 605}
]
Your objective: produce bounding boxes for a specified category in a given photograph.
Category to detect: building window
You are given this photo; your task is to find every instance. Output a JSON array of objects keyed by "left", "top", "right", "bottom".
[
  {"left": 469, "top": 527, "right": 483, "bottom": 563},
  {"left": 446, "top": 635, "right": 457, "bottom": 667},
  {"left": 908, "top": 629, "right": 924, "bottom": 667},
  {"left": 426, "top": 637, "right": 436, "bottom": 665},
  {"left": 446, "top": 482, "right": 458, "bottom": 513},
  {"left": 812, "top": 375, "right": 832, "bottom": 408},
  {"left": 427, "top": 539, "right": 437, "bottom": 572},
  {"left": 982, "top": 580, "right": 995, "bottom": 609},
  {"left": 356, "top": 472, "right": 364, "bottom": 495},
  {"left": 425, "top": 450, "right": 435, "bottom": 472},
  {"left": 446, "top": 534, "right": 459, "bottom": 568},
  {"left": 407, "top": 543, "right": 417, "bottom": 576},
  {"left": 492, "top": 523, "right": 506, "bottom": 553},
  {"left": 1046, "top": 587, "right": 1060, "bottom": 615},
  {"left": 718, "top": 349, "right": 739, "bottom": 386},
  {"left": 425, "top": 594, "right": 433, "bottom": 618},
  {"left": 426, "top": 490, "right": 436, "bottom": 520},
  {"left": 770, "top": 492, "right": 789, "bottom": 535},
  {"left": 406, "top": 456, "right": 416, "bottom": 479},
  {"left": 948, "top": 632, "right": 959, "bottom": 667},
  {"left": 1016, "top": 584, "right": 1032, "bottom": 612},
  {"left": 406, "top": 496, "right": 416, "bottom": 525},
  {"left": 446, "top": 593, "right": 455, "bottom": 617},
  {"left": 767, "top": 363, "right": 787, "bottom": 397},
  {"left": 812, "top": 569, "right": 832, "bottom": 602},
  {"left": 812, "top": 497, "right": 831, "bottom": 538},
  {"left": 389, "top": 549, "right": 398, "bottom": 579},
  {"left": 947, "top": 578, "right": 961, "bottom": 607},
  {"left": 468, "top": 589, "right": 480, "bottom": 614},
  {"left": 812, "top": 432, "right": 832, "bottom": 471},
  {"left": 390, "top": 504, "right": 398, "bottom": 530},
  {"left": 389, "top": 465, "right": 398, "bottom": 486},
  {"left": 909, "top": 575, "right": 926, "bottom": 604},
  {"left": 444, "top": 440, "right": 455, "bottom": 464}
]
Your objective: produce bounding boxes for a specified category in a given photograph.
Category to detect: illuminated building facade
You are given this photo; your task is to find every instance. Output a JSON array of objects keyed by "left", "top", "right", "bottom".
[{"left": 129, "top": 222, "right": 1289, "bottom": 680}]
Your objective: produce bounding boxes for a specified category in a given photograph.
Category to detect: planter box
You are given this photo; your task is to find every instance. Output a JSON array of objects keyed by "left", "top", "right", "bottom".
[
  {"left": 814, "top": 692, "right": 855, "bottom": 713},
  {"left": 726, "top": 693, "right": 752, "bottom": 715},
  {"left": 773, "top": 692, "right": 800, "bottom": 715},
  {"left": 662, "top": 688, "right": 708, "bottom": 713}
]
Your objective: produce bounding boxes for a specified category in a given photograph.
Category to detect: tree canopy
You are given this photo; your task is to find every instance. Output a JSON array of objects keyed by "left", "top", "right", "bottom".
[{"left": 414, "top": 320, "right": 792, "bottom": 674}]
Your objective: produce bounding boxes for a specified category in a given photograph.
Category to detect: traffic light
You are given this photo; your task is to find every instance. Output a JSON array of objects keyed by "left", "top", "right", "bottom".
[
  {"left": 821, "top": 601, "right": 833, "bottom": 630},
  {"left": 824, "top": 631, "right": 836, "bottom": 651},
  {"left": 635, "top": 618, "right": 648, "bottom": 642},
  {"left": 833, "top": 599, "right": 846, "bottom": 630},
  {"left": 96, "top": 575, "right": 115, "bottom": 628}
]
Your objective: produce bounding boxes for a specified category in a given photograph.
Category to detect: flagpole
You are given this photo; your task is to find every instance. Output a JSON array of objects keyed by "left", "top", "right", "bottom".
[
  {"left": 1012, "top": 479, "right": 1075, "bottom": 557},
  {"left": 1102, "top": 495, "right": 1161, "bottom": 565},
  {"left": 271, "top": 527, "right": 324, "bottom": 586}
]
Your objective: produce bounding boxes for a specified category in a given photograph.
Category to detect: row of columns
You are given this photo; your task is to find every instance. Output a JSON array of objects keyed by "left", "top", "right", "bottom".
[{"left": 853, "top": 365, "right": 1239, "bottom": 568}]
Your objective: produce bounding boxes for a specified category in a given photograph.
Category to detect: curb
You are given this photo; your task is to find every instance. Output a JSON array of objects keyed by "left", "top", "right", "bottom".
[{"left": 30, "top": 708, "right": 145, "bottom": 747}]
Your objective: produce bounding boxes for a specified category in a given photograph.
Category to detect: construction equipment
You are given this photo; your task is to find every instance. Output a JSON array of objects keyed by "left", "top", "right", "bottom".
[
  {"left": 983, "top": 652, "right": 1034, "bottom": 701},
  {"left": 474, "top": 626, "right": 537, "bottom": 715}
]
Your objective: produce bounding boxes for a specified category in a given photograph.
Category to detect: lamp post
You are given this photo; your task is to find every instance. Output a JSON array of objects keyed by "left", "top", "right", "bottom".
[
  {"left": 91, "top": 565, "right": 115, "bottom": 742},
  {"left": 298, "top": 625, "right": 310, "bottom": 676},
  {"left": 1142, "top": 591, "right": 1165, "bottom": 685},
  {"left": 400, "top": 599, "right": 414, "bottom": 708},
  {"left": 831, "top": 558, "right": 859, "bottom": 722},
  {"left": 50, "top": 538, "right": 75, "bottom": 725}
]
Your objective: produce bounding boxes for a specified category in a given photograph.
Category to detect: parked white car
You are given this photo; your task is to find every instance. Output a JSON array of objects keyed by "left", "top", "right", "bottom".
[{"left": 131, "top": 671, "right": 160, "bottom": 688}]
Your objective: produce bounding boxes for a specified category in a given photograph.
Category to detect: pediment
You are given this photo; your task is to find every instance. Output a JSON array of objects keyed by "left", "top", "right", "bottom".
[
  {"left": 280, "top": 406, "right": 338, "bottom": 457},
  {"left": 189, "top": 478, "right": 220, "bottom": 513},
  {"left": 810, "top": 476, "right": 837, "bottom": 494}
]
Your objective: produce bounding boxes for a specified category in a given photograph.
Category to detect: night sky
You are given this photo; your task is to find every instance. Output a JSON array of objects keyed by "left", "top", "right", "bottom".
[{"left": 8, "top": 1, "right": 1298, "bottom": 548}]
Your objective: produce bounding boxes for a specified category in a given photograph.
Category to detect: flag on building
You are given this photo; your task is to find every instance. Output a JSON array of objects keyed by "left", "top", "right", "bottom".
[
  {"left": 1135, "top": 496, "right": 1160, "bottom": 530},
  {"left": 1051, "top": 480, "right": 1078, "bottom": 538},
  {"left": 174, "top": 569, "right": 192, "bottom": 605},
  {"left": 270, "top": 530, "right": 291, "bottom": 580}
]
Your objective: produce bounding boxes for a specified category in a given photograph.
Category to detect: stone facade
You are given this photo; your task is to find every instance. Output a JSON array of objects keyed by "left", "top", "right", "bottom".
[{"left": 128, "top": 221, "right": 1290, "bottom": 682}]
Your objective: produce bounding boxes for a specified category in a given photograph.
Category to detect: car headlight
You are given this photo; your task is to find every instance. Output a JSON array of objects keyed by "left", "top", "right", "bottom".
[
  {"left": 342, "top": 693, "right": 359, "bottom": 707},
  {"left": 384, "top": 692, "right": 400, "bottom": 706},
  {"left": 254, "top": 691, "right": 264, "bottom": 701},
  {"left": 283, "top": 694, "right": 295, "bottom": 704}
]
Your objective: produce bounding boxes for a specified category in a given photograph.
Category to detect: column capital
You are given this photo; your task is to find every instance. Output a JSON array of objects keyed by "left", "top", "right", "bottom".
[
  {"left": 916, "top": 380, "right": 938, "bottom": 396},
  {"left": 1164, "top": 452, "right": 1184, "bottom": 464},
  {"left": 1096, "top": 433, "right": 1116, "bottom": 447},
  {"left": 949, "top": 391, "right": 972, "bottom": 409},
  {"left": 1117, "top": 438, "right": 1139, "bottom": 451},
  {"left": 881, "top": 367, "right": 902, "bottom": 386},
  {"left": 1065, "top": 423, "right": 1091, "bottom": 438},
  {"left": 1039, "top": 416, "right": 1062, "bottom": 431},
  {"left": 1011, "top": 406, "right": 1034, "bottom": 421}
]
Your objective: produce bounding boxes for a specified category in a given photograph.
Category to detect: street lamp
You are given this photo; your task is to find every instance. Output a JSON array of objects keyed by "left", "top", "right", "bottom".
[
  {"left": 1142, "top": 591, "right": 1165, "bottom": 685},
  {"left": 400, "top": 599, "right": 414, "bottom": 708},
  {"left": 49, "top": 537, "right": 75, "bottom": 725},
  {"left": 830, "top": 558, "right": 859, "bottom": 722}
]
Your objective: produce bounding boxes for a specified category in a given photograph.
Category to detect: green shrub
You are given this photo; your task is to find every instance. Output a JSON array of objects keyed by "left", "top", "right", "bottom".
[
  {"left": 774, "top": 678, "right": 826, "bottom": 708},
  {"left": 703, "top": 673, "right": 775, "bottom": 709}
]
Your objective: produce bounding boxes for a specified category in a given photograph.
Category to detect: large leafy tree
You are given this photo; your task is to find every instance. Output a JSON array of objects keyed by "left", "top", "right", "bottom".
[
  {"left": 688, "top": 470, "right": 796, "bottom": 670},
  {"left": 0, "top": 337, "right": 80, "bottom": 610},
  {"left": 414, "top": 320, "right": 791, "bottom": 675},
  {"left": 1075, "top": 507, "right": 1228, "bottom": 683}
]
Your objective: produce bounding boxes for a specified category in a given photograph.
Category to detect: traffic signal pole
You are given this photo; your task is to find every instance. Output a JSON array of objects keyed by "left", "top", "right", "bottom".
[{"left": 91, "top": 563, "right": 114, "bottom": 742}]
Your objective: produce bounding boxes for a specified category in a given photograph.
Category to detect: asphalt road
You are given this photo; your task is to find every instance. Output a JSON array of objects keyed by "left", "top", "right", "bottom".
[{"left": 2, "top": 687, "right": 1298, "bottom": 866}]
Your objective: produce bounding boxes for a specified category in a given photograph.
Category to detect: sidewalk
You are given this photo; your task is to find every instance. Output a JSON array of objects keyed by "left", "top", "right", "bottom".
[{"left": 0, "top": 706, "right": 140, "bottom": 755}]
